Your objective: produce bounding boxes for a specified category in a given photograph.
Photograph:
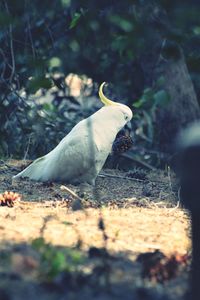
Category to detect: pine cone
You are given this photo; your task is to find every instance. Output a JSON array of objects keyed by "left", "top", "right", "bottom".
[
  {"left": 0, "top": 191, "right": 21, "bottom": 207},
  {"left": 112, "top": 135, "right": 133, "bottom": 155}
]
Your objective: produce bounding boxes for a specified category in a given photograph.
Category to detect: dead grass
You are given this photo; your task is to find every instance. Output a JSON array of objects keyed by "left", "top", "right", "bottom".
[{"left": 0, "top": 203, "right": 190, "bottom": 256}]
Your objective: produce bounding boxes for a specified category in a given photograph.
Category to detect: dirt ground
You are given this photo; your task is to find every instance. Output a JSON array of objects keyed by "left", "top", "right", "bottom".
[{"left": 0, "top": 160, "right": 191, "bottom": 300}]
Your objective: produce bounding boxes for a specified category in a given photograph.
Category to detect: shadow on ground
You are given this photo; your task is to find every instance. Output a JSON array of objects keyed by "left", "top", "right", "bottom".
[{"left": 0, "top": 160, "right": 191, "bottom": 300}]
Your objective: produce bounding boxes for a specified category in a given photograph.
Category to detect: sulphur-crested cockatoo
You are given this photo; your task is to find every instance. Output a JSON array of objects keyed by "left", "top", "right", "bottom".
[{"left": 13, "top": 82, "right": 133, "bottom": 185}]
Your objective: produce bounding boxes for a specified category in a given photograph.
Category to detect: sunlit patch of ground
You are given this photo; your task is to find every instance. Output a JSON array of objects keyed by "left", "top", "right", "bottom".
[
  {"left": 0, "top": 203, "right": 190, "bottom": 256},
  {"left": 0, "top": 160, "right": 191, "bottom": 300}
]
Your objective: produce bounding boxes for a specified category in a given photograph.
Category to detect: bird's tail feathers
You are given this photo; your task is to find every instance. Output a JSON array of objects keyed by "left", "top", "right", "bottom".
[{"left": 13, "top": 156, "right": 46, "bottom": 180}]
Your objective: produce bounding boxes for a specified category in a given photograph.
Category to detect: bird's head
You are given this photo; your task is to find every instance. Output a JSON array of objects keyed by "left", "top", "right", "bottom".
[{"left": 98, "top": 82, "right": 133, "bottom": 126}]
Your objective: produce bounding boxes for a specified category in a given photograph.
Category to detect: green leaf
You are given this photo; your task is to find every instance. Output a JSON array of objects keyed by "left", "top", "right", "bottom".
[
  {"left": 27, "top": 76, "right": 53, "bottom": 93},
  {"left": 153, "top": 90, "right": 170, "bottom": 107},
  {"left": 61, "top": 0, "right": 71, "bottom": 7},
  {"left": 49, "top": 251, "right": 66, "bottom": 275},
  {"left": 70, "top": 250, "right": 83, "bottom": 264},
  {"left": 62, "top": 221, "right": 73, "bottom": 226},
  {"left": 110, "top": 15, "right": 134, "bottom": 32},
  {"left": 133, "top": 88, "right": 154, "bottom": 109},
  {"left": 69, "top": 12, "right": 81, "bottom": 29},
  {"left": 32, "top": 237, "right": 46, "bottom": 250},
  {"left": 48, "top": 57, "right": 62, "bottom": 69},
  {"left": 133, "top": 98, "right": 145, "bottom": 108}
]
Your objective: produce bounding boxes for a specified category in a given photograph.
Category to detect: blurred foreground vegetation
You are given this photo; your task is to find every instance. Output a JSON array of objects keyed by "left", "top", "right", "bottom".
[{"left": 0, "top": 0, "right": 200, "bottom": 167}]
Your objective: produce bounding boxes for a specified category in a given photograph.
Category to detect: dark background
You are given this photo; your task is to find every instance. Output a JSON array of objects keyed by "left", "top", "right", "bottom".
[{"left": 0, "top": 0, "right": 200, "bottom": 168}]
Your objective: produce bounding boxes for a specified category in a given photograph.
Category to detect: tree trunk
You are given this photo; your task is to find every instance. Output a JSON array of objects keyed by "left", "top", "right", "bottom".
[{"left": 154, "top": 51, "right": 200, "bottom": 153}]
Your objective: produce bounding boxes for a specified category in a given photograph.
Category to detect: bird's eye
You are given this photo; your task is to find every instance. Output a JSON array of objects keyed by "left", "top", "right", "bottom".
[{"left": 125, "top": 115, "right": 129, "bottom": 121}]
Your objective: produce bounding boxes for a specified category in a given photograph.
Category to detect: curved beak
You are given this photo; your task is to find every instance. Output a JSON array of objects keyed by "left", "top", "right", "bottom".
[
  {"left": 99, "top": 82, "right": 119, "bottom": 106},
  {"left": 124, "top": 121, "right": 132, "bottom": 136}
]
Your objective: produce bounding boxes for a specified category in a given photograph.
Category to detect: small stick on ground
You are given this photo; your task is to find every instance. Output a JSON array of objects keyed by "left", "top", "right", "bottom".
[
  {"left": 122, "top": 153, "right": 156, "bottom": 170},
  {"left": 60, "top": 185, "right": 84, "bottom": 202},
  {"left": 98, "top": 173, "right": 145, "bottom": 182},
  {"left": 99, "top": 173, "right": 165, "bottom": 184}
]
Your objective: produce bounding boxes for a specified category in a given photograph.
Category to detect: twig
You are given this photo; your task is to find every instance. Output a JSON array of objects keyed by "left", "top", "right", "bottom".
[
  {"left": 1, "top": 77, "right": 28, "bottom": 106},
  {"left": 99, "top": 172, "right": 167, "bottom": 184},
  {"left": 98, "top": 173, "right": 145, "bottom": 182},
  {"left": 9, "top": 23, "right": 15, "bottom": 83},
  {"left": 155, "top": 38, "right": 167, "bottom": 66},
  {"left": 45, "top": 23, "right": 55, "bottom": 49},
  {"left": 60, "top": 185, "right": 84, "bottom": 202},
  {"left": 23, "top": 134, "right": 33, "bottom": 160},
  {"left": 167, "top": 165, "right": 173, "bottom": 193},
  {"left": 122, "top": 153, "right": 156, "bottom": 170},
  {"left": 27, "top": 17, "right": 36, "bottom": 58},
  {"left": 168, "top": 201, "right": 180, "bottom": 211},
  {"left": 4, "top": 1, "right": 15, "bottom": 84}
]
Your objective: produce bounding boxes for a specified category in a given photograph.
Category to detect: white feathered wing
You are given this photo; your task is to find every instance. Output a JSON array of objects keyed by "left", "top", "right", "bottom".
[{"left": 13, "top": 108, "right": 122, "bottom": 185}]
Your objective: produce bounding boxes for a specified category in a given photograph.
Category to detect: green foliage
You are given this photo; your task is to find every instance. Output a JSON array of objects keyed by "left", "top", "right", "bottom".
[
  {"left": 153, "top": 90, "right": 170, "bottom": 107},
  {"left": 32, "top": 237, "right": 84, "bottom": 280},
  {"left": 27, "top": 77, "right": 53, "bottom": 94},
  {"left": 0, "top": 0, "right": 199, "bottom": 158},
  {"left": 133, "top": 78, "right": 170, "bottom": 145},
  {"left": 69, "top": 11, "right": 83, "bottom": 29},
  {"left": 0, "top": 77, "right": 91, "bottom": 157}
]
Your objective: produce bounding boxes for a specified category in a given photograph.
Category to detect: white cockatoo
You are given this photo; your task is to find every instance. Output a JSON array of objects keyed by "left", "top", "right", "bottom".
[{"left": 13, "top": 82, "right": 133, "bottom": 185}]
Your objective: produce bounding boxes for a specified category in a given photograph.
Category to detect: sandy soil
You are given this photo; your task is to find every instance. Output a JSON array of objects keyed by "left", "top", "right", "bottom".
[{"left": 0, "top": 160, "right": 191, "bottom": 300}]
